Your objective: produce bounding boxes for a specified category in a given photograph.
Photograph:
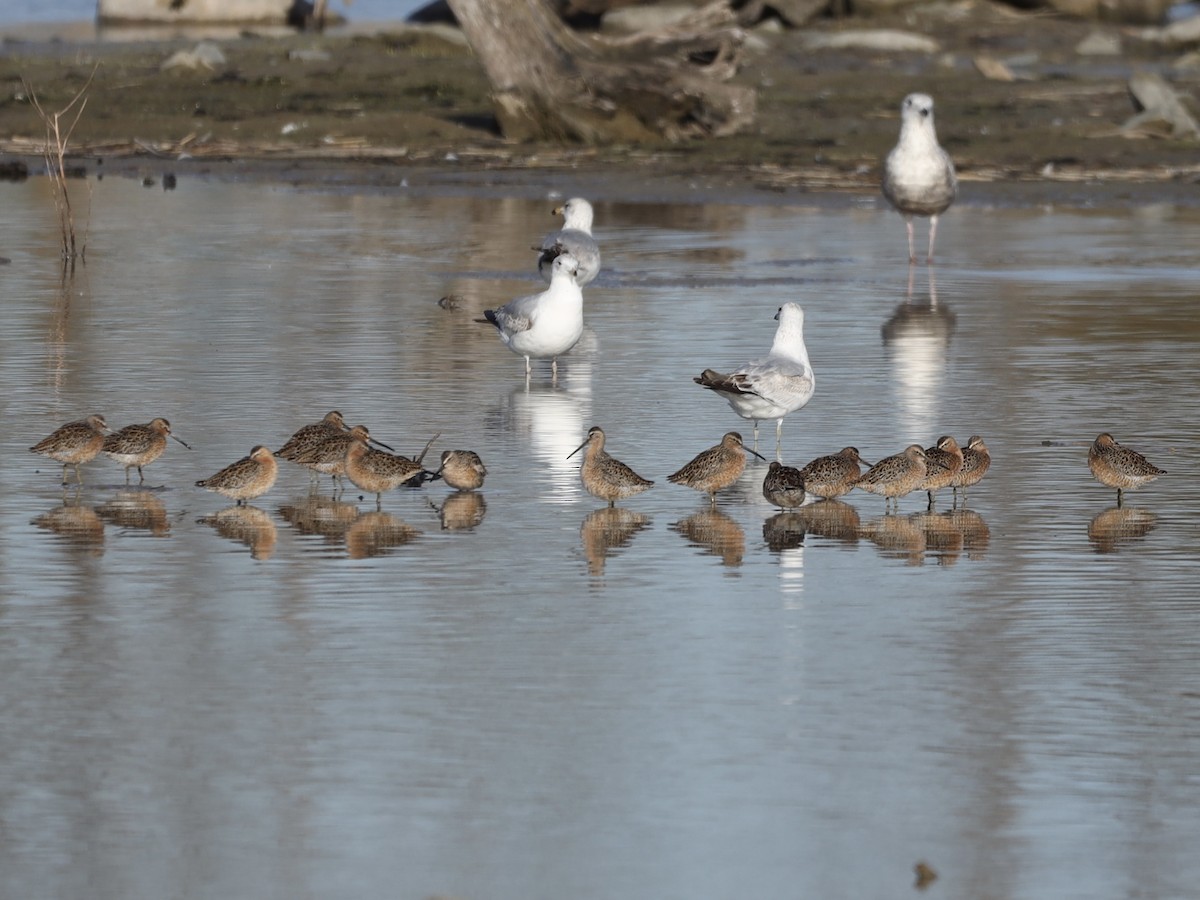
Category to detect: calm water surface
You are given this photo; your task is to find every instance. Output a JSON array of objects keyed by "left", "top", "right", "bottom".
[{"left": 0, "top": 175, "right": 1198, "bottom": 900}]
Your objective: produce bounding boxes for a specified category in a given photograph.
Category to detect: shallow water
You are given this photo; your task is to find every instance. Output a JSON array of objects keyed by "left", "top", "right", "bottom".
[{"left": 1, "top": 175, "right": 1198, "bottom": 899}]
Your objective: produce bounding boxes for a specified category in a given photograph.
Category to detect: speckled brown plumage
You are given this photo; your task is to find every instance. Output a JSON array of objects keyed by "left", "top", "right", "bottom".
[
  {"left": 797, "top": 446, "right": 870, "bottom": 500},
  {"left": 1088, "top": 432, "right": 1165, "bottom": 506},
  {"left": 30, "top": 414, "right": 110, "bottom": 484},
  {"left": 196, "top": 445, "right": 278, "bottom": 505},
  {"left": 568, "top": 426, "right": 653, "bottom": 506}
]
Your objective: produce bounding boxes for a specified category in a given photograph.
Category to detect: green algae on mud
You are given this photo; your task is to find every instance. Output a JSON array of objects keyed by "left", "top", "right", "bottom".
[{"left": 1, "top": 7, "right": 1199, "bottom": 194}]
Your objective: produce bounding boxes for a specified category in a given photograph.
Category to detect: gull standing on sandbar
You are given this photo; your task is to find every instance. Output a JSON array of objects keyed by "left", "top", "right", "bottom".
[
  {"left": 882, "top": 93, "right": 957, "bottom": 263},
  {"left": 694, "top": 302, "right": 815, "bottom": 451},
  {"left": 536, "top": 197, "right": 600, "bottom": 287},
  {"left": 479, "top": 253, "right": 584, "bottom": 380}
]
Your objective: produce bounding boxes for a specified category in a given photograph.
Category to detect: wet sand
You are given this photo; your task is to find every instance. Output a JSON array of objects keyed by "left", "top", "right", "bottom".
[{"left": 1, "top": 6, "right": 1198, "bottom": 205}]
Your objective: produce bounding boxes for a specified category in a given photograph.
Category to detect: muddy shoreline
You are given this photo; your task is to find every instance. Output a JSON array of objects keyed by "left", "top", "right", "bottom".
[{"left": 2, "top": 7, "right": 1200, "bottom": 208}]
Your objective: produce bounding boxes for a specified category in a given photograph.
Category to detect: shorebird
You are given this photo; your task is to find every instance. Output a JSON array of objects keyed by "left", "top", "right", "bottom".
[
  {"left": 1088, "top": 432, "right": 1165, "bottom": 506},
  {"left": 479, "top": 253, "right": 584, "bottom": 379},
  {"left": 951, "top": 435, "right": 991, "bottom": 504},
  {"left": 567, "top": 425, "right": 654, "bottom": 507},
  {"left": 797, "top": 446, "right": 871, "bottom": 500},
  {"left": 291, "top": 424, "right": 395, "bottom": 490},
  {"left": 435, "top": 450, "right": 488, "bottom": 491},
  {"left": 853, "top": 443, "right": 930, "bottom": 511},
  {"left": 30, "top": 414, "right": 110, "bottom": 484},
  {"left": 761, "top": 460, "right": 807, "bottom": 509},
  {"left": 922, "top": 435, "right": 963, "bottom": 507},
  {"left": 882, "top": 92, "right": 958, "bottom": 263},
  {"left": 694, "top": 302, "right": 815, "bottom": 451},
  {"left": 668, "top": 431, "right": 765, "bottom": 504},
  {"left": 344, "top": 430, "right": 434, "bottom": 507},
  {"left": 536, "top": 197, "right": 601, "bottom": 287},
  {"left": 196, "top": 445, "right": 278, "bottom": 505},
  {"left": 102, "top": 417, "right": 192, "bottom": 484},
  {"left": 275, "top": 411, "right": 348, "bottom": 473}
]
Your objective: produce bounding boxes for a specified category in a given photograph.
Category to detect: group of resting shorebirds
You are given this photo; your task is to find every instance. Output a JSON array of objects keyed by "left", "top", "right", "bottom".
[{"left": 28, "top": 92, "right": 1167, "bottom": 513}]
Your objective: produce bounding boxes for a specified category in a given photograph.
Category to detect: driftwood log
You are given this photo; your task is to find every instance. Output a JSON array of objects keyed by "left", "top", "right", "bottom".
[{"left": 445, "top": 0, "right": 756, "bottom": 143}]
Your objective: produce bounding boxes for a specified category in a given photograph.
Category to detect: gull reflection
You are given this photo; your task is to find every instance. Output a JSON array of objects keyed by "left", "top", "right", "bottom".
[
  {"left": 506, "top": 381, "right": 590, "bottom": 503},
  {"left": 32, "top": 498, "right": 105, "bottom": 554},
  {"left": 1087, "top": 507, "right": 1157, "bottom": 554},
  {"left": 345, "top": 510, "right": 420, "bottom": 559},
  {"left": 277, "top": 494, "right": 360, "bottom": 547},
  {"left": 671, "top": 507, "right": 745, "bottom": 568},
  {"left": 96, "top": 490, "right": 170, "bottom": 537},
  {"left": 882, "top": 267, "right": 955, "bottom": 437},
  {"left": 435, "top": 491, "right": 488, "bottom": 531},
  {"left": 580, "top": 506, "right": 651, "bottom": 576},
  {"left": 198, "top": 506, "right": 277, "bottom": 560}
]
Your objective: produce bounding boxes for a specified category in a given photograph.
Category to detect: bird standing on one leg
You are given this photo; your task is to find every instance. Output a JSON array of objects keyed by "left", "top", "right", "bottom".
[
  {"left": 1088, "top": 432, "right": 1165, "bottom": 507},
  {"left": 882, "top": 93, "right": 957, "bottom": 264}
]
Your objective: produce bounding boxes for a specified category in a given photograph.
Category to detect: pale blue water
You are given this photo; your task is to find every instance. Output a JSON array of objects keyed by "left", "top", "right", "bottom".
[{"left": 0, "top": 173, "right": 1198, "bottom": 900}]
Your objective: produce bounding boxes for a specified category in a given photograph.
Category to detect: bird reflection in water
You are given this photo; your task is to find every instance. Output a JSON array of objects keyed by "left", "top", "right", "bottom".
[
  {"left": 858, "top": 514, "right": 926, "bottom": 566},
  {"left": 434, "top": 491, "right": 488, "bottom": 531},
  {"left": 670, "top": 507, "right": 745, "bottom": 568},
  {"left": 96, "top": 490, "right": 170, "bottom": 537},
  {"left": 882, "top": 267, "right": 956, "bottom": 437},
  {"left": 762, "top": 512, "right": 805, "bottom": 552},
  {"left": 580, "top": 506, "right": 651, "bottom": 576},
  {"left": 859, "top": 508, "right": 991, "bottom": 566},
  {"left": 345, "top": 510, "right": 420, "bottom": 560},
  {"left": 277, "top": 495, "right": 361, "bottom": 547},
  {"left": 1087, "top": 507, "right": 1157, "bottom": 554},
  {"left": 791, "top": 499, "right": 861, "bottom": 546},
  {"left": 32, "top": 498, "right": 105, "bottom": 554},
  {"left": 198, "top": 506, "right": 278, "bottom": 560}
]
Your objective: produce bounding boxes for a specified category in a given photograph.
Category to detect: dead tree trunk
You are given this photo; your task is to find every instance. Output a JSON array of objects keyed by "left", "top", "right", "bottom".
[{"left": 445, "top": 0, "right": 756, "bottom": 143}]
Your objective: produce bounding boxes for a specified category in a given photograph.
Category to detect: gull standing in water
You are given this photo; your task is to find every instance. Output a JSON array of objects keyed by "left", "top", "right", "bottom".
[
  {"left": 479, "top": 253, "right": 584, "bottom": 380},
  {"left": 694, "top": 302, "right": 815, "bottom": 452},
  {"left": 536, "top": 197, "right": 600, "bottom": 287},
  {"left": 882, "top": 93, "right": 957, "bottom": 264}
]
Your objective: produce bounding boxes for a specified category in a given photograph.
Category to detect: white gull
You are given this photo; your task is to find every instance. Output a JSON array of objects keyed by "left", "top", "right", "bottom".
[
  {"left": 480, "top": 253, "right": 584, "bottom": 379},
  {"left": 882, "top": 92, "right": 957, "bottom": 264},
  {"left": 536, "top": 197, "right": 601, "bottom": 287}
]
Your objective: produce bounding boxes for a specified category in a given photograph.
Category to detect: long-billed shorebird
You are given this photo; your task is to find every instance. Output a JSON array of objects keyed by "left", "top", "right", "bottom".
[
  {"left": 536, "top": 197, "right": 600, "bottom": 287},
  {"left": 694, "top": 302, "right": 815, "bottom": 451},
  {"left": 1088, "top": 432, "right": 1165, "bottom": 506},
  {"left": 102, "top": 417, "right": 192, "bottom": 484},
  {"left": 435, "top": 450, "right": 488, "bottom": 491},
  {"left": 951, "top": 435, "right": 990, "bottom": 504},
  {"left": 797, "top": 446, "right": 871, "bottom": 500},
  {"left": 882, "top": 93, "right": 958, "bottom": 263},
  {"left": 291, "top": 424, "right": 395, "bottom": 490},
  {"left": 762, "top": 460, "right": 806, "bottom": 509},
  {"left": 275, "top": 411, "right": 348, "bottom": 473},
  {"left": 30, "top": 414, "right": 110, "bottom": 484},
  {"left": 853, "top": 443, "right": 930, "bottom": 511},
  {"left": 479, "top": 252, "right": 584, "bottom": 379},
  {"left": 922, "top": 435, "right": 963, "bottom": 508},
  {"left": 567, "top": 426, "right": 654, "bottom": 507},
  {"left": 668, "top": 431, "right": 766, "bottom": 504},
  {"left": 344, "top": 430, "right": 435, "bottom": 507},
  {"left": 196, "top": 445, "right": 278, "bottom": 505}
]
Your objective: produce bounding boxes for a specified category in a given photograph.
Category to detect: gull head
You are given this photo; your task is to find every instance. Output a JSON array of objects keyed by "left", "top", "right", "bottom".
[
  {"left": 553, "top": 197, "right": 595, "bottom": 233},
  {"left": 551, "top": 252, "right": 581, "bottom": 282},
  {"left": 774, "top": 302, "right": 805, "bottom": 328},
  {"left": 901, "top": 92, "right": 936, "bottom": 127}
]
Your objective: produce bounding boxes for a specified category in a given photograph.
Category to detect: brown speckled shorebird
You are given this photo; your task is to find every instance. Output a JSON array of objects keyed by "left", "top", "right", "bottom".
[
  {"left": 291, "top": 424, "right": 394, "bottom": 490},
  {"left": 797, "top": 446, "right": 871, "bottom": 500},
  {"left": 1088, "top": 432, "right": 1165, "bottom": 506},
  {"left": 102, "top": 417, "right": 192, "bottom": 484},
  {"left": 668, "top": 431, "right": 765, "bottom": 504},
  {"left": 567, "top": 426, "right": 654, "bottom": 507},
  {"left": 951, "top": 435, "right": 990, "bottom": 504},
  {"left": 853, "top": 444, "right": 929, "bottom": 511},
  {"left": 922, "top": 435, "right": 963, "bottom": 508},
  {"left": 344, "top": 431, "right": 431, "bottom": 507},
  {"left": 761, "top": 460, "right": 806, "bottom": 509},
  {"left": 30, "top": 414, "right": 110, "bottom": 484},
  {"left": 436, "top": 450, "right": 488, "bottom": 491},
  {"left": 196, "top": 445, "right": 278, "bottom": 505},
  {"left": 275, "top": 410, "right": 348, "bottom": 479}
]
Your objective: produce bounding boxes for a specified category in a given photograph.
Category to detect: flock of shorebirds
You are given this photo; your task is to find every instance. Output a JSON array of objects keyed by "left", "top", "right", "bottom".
[{"left": 29, "top": 93, "right": 1167, "bottom": 515}]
